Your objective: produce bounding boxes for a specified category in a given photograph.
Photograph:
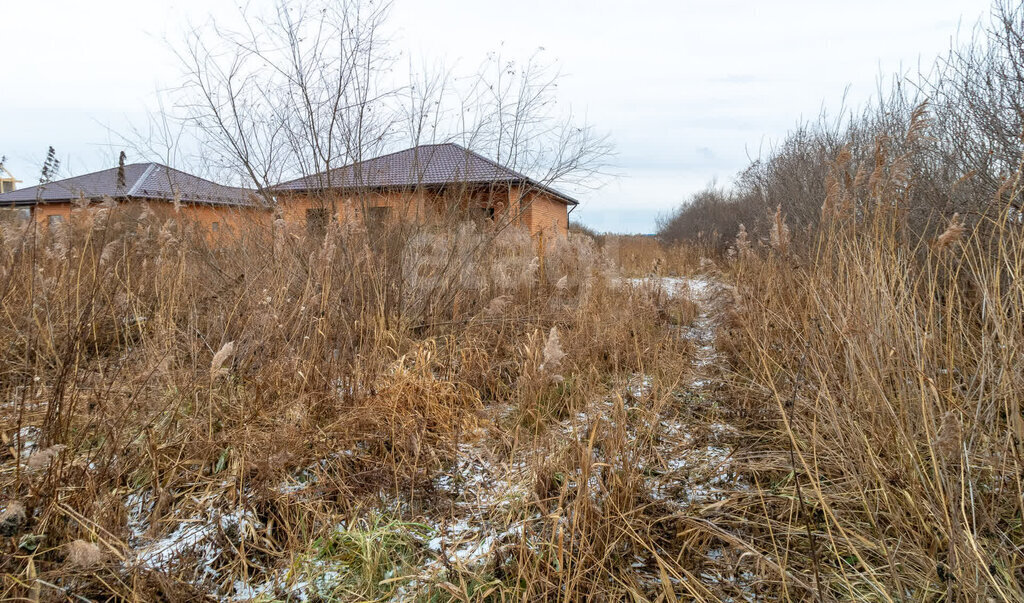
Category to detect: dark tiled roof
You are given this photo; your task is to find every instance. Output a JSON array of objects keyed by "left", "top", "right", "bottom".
[
  {"left": 273, "top": 143, "right": 578, "bottom": 205},
  {"left": 0, "top": 163, "right": 256, "bottom": 206}
]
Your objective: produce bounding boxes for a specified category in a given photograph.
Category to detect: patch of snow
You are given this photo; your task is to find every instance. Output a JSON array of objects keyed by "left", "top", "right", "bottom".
[
  {"left": 622, "top": 276, "right": 714, "bottom": 301},
  {"left": 137, "top": 520, "right": 219, "bottom": 572},
  {"left": 124, "top": 490, "right": 155, "bottom": 542},
  {"left": 432, "top": 440, "right": 530, "bottom": 510},
  {"left": 127, "top": 491, "right": 263, "bottom": 587},
  {"left": 12, "top": 426, "right": 40, "bottom": 454},
  {"left": 626, "top": 374, "right": 654, "bottom": 400}
]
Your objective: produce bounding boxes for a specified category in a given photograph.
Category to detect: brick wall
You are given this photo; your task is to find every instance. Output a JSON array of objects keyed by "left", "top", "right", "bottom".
[
  {"left": 278, "top": 189, "right": 426, "bottom": 230},
  {"left": 29, "top": 200, "right": 270, "bottom": 241},
  {"left": 279, "top": 185, "right": 570, "bottom": 238},
  {"left": 521, "top": 191, "right": 569, "bottom": 237}
]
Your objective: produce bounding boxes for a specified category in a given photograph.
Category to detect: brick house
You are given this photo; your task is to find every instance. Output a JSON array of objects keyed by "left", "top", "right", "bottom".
[
  {"left": 272, "top": 143, "right": 577, "bottom": 237},
  {"left": 0, "top": 145, "right": 577, "bottom": 240},
  {"left": 0, "top": 163, "right": 260, "bottom": 233}
]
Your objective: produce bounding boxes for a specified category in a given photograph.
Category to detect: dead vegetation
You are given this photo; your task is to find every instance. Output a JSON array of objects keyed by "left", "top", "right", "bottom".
[
  {"left": 712, "top": 113, "right": 1024, "bottom": 599},
  {"left": 658, "top": 1, "right": 1024, "bottom": 254},
  {"left": 4, "top": 0, "right": 1024, "bottom": 599},
  {"left": 4, "top": 120, "right": 1023, "bottom": 600},
  {"left": 0, "top": 207, "right": 741, "bottom": 601}
]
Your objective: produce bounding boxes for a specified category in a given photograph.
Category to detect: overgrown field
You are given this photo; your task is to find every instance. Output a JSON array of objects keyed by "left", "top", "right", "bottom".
[
  {"left": 0, "top": 209, "right": 729, "bottom": 601},
  {"left": 3, "top": 143, "right": 1023, "bottom": 601}
]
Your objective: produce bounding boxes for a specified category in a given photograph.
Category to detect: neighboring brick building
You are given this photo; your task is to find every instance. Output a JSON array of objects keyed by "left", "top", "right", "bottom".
[
  {"left": 0, "top": 163, "right": 261, "bottom": 233},
  {"left": 272, "top": 143, "right": 576, "bottom": 237}
]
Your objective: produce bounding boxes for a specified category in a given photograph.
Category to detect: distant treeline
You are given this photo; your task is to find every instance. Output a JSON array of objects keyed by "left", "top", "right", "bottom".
[{"left": 659, "top": 0, "right": 1024, "bottom": 252}]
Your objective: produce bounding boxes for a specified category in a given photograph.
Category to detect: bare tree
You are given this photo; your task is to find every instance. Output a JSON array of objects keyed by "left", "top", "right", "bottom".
[
  {"left": 660, "top": 0, "right": 1024, "bottom": 248},
  {"left": 931, "top": 0, "right": 1024, "bottom": 212},
  {"left": 173, "top": 0, "right": 397, "bottom": 204},
  {"left": 161, "top": 0, "right": 612, "bottom": 327},
  {"left": 458, "top": 50, "right": 611, "bottom": 189}
]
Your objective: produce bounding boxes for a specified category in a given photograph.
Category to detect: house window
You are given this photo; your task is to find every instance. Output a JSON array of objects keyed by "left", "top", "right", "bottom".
[
  {"left": 0, "top": 207, "right": 30, "bottom": 223},
  {"left": 473, "top": 207, "right": 496, "bottom": 221},
  {"left": 211, "top": 222, "right": 220, "bottom": 232},
  {"left": 306, "top": 208, "right": 328, "bottom": 237},
  {"left": 48, "top": 214, "right": 64, "bottom": 229},
  {"left": 366, "top": 206, "right": 391, "bottom": 227}
]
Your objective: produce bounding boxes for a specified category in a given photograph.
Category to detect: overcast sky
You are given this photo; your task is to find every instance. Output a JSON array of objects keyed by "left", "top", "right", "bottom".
[{"left": 0, "top": 0, "right": 993, "bottom": 233}]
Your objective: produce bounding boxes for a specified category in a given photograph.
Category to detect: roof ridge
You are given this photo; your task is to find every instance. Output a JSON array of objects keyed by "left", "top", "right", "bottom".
[
  {"left": 0, "top": 161, "right": 256, "bottom": 206},
  {"left": 275, "top": 142, "right": 462, "bottom": 188},
  {"left": 13, "top": 165, "right": 116, "bottom": 193},
  {"left": 126, "top": 163, "right": 157, "bottom": 197},
  {"left": 5, "top": 162, "right": 156, "bottom": 195},
  {"left": 266, "top": 142, "right": 579, "bottom": 206},
  {"left": 142, "top": 163, "right": 254, "bottom": 192}
]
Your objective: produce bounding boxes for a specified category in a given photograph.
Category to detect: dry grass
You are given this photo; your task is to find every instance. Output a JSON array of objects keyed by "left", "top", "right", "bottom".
[
  {"left": 603, "top": 234, "right": 707, "bottom": 277},
  {"left": 0, "top": 208, "right": 726, "bottom": 601},
  {"left": 3, "top": 128, "right": 1021, "bottom": 600},
  {"left": 713, "top": 126, "right": 1024, "bottom": 599}
]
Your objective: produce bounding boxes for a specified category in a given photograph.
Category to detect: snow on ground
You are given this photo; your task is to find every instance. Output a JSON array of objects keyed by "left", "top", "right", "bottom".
[
  {"left": 11, "top": 426, "right": 40, "bottom": 455},
  {"left": 112, "top": 275, "right": 741, "bottom": 600},
  {"left": 123, "top": 479, "right": 264, "bottom": 595},
  {"left": 623, "top": 275, "right": 740, "bottom": 503},
  {"left": 627, "top": 275, "right": 721, "bottom": 373},
  {"left": 625, "top": 276, "right": 714, "bottom": 300},
  {"left": 394, "top": 275, "right": 743, "bottom": 597}
]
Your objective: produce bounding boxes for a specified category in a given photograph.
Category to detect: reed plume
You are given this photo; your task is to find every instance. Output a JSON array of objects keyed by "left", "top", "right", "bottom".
[{"left": 210, "top": 341, "right": 235, "bottom": 380}]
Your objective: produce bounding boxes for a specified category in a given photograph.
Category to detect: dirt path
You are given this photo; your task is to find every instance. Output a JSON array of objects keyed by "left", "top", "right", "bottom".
[{"left": 391, "top": 275, "right": 744, "bottom": 599}]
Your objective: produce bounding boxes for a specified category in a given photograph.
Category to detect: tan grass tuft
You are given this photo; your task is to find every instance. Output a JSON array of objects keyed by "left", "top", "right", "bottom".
[
  {"left": 484, "top": 295, "right": 511, "bottom": 316},
  {"left": 539, "top": 327, "right": 566, "bottom": 381},
  {"left": 769, "top": 204, "right": 790, "bottom": 253},
  {"left": 734, "top": 224, "right": 752, "bottom": 258},
  {"left": 520, "top": 256, "right": 540, "bottom": 287},
  {"left": 934, "top": 411, "right": 962, "bottom": 461},
  {"left": 99, "top": 240, "right": 119, "bottom": 267},
  {"left": 139, "top": 202, "right": 156, "bottom": 222},
  {"left": 273, "top": 217, "right": 287, "bottom": 256},
  {"left": 25, "top": 444, "right": 66, "bottom": 472},
  {"left": 157, "top": 220, "right": 178, "bottom": 249},
  {"left": 0, "top": 501, "right": 27, "bottom": 536},
  {"left": 65, "top": 540, "right": 104, "bottom": 568}
]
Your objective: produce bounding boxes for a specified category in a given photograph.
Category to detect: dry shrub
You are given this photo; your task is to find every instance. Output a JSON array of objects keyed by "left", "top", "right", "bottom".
[
  {"left": 24, "top": 444, "right": 66, "bottom": 472},
  {"left": 0, "top": 501, "right": 26, "bottom": 536}
]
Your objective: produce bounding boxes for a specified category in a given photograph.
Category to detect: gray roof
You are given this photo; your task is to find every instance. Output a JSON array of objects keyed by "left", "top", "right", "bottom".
[
  {"left": 0, "top": 163, "right": 256, "bottom": 207},
  {"left": 273, "top": 143, "right": 578, "bottom": 205}
]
